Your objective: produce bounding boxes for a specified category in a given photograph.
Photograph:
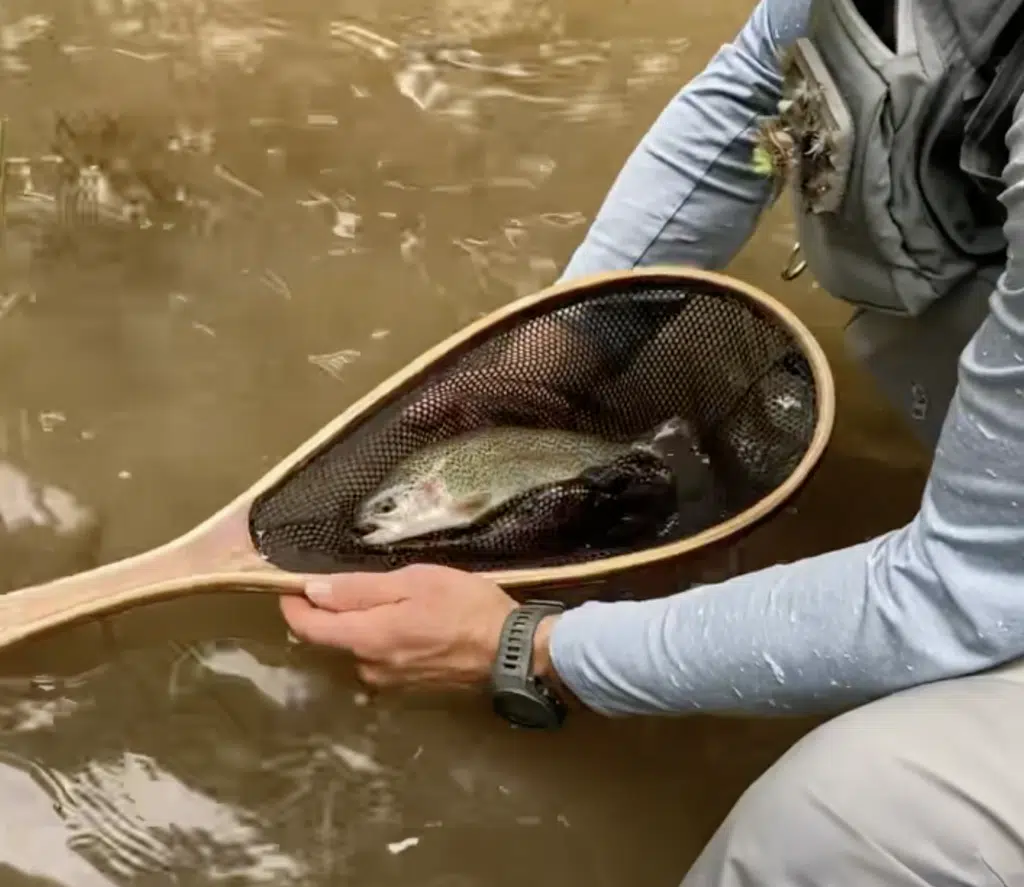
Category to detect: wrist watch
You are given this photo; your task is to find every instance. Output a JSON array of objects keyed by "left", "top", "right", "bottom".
[{"left": 491, "top": 600, "right": 567, "bottom": 729}]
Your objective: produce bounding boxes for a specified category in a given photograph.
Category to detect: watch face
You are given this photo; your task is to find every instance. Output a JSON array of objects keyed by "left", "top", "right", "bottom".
[{"left": 495, "top": 689, "right": 558, "bottom": 729}]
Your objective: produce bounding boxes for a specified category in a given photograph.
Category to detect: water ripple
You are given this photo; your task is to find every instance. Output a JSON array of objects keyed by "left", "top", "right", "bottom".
[{"left": 0, "top": 639, "right": 405, "bottom": 884}]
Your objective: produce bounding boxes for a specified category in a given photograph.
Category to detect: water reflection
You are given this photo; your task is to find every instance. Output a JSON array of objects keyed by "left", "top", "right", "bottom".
[
  {"left": 0, "top": 634, "right": 616, "bottom": 885},
  {"left": 0, "top": 461, "right": 100, "bottom": 591},
  {"left": 0, "top": 641, "right": 343, "bottom": 882}
]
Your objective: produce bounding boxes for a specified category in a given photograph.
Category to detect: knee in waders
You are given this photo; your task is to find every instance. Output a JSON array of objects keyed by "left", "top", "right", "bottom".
[{"left": 683, "top": 679, "right": 1024, "bottom": 887}]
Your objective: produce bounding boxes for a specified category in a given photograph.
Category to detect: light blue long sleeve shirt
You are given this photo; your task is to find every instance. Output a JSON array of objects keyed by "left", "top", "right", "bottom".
[{"left": 548, "top": 0, "right": 1024, "bottom": 716}]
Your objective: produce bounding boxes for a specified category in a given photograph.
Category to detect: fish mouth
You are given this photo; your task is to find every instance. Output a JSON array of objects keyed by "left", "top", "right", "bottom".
[
  {"left": 359, "top": 525, "right": 402, "bottom": 547},
  {"left": 353, "top": 515, "right": 377, "bottom": 534},
  {"left": 354, "top": 514, "right": 402, "bottom": 546}
]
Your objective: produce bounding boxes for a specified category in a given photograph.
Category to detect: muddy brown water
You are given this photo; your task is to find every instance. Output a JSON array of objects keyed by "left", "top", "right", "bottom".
[{"left": 0, "top": 1, "right": 931, "bottom": 885}]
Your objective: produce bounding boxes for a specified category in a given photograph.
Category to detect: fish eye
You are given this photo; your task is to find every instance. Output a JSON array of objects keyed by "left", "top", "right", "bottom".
[{"left": 373, "top": 496, "right": 397, "bottom": 515}]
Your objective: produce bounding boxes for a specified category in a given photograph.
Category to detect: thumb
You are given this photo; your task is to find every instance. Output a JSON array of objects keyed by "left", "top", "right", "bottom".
[{"left": 303, "top": 572, "right": 410, "bottom": 613}]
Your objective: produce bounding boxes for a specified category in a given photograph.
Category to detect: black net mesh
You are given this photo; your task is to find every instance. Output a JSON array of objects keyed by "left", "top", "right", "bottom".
[{"left": 249, "top": 274, "right": 822, "bottom": 574}]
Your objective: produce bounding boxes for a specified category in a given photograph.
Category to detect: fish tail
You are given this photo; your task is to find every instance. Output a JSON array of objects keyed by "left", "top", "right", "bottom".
[{"left": 630, "top": 416, "right": 700, "bottom": 461}]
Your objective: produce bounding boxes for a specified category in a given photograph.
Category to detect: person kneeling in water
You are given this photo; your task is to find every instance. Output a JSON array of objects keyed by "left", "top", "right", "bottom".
[{"left": 282, "top": 1, "right": 1024, "bottom": 883}]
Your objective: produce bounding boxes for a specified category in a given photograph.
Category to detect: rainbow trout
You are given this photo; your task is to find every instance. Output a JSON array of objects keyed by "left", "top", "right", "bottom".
[{"left": 355, "top": 417, "right": 692, "bottom": 546}]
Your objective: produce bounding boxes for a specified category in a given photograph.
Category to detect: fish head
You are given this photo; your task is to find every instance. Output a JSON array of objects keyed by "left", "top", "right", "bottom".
[{"left": 355, "top": 476, "right": 492, "bottom": 546}]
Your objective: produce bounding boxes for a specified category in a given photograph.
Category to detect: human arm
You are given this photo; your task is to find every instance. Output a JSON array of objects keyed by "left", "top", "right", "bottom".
[{"left": 541, "top": 94, "right": 1024, "bottom": 717}]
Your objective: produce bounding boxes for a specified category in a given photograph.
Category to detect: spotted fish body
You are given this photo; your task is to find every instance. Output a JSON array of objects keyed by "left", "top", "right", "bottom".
[{"left": 356, "top": 417, "right": 688, "bottom": 546}]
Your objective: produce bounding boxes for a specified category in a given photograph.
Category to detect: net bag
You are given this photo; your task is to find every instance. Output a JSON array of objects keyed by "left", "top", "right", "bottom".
[
  {"left": 0, "top": 267, "right": 835, "bottom": 648},
  {"left": 248, "top": 268, "right": 834, "bottom": 580}
]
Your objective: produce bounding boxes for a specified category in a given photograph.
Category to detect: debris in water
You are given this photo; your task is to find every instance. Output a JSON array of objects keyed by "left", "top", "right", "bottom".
[
  {"left": 399, "top": 229, "right": 422, "bottom": 262},
  {"left": 212, "top": 164, "right": 263, "bottom": 198},
  {"left": 308, "top": 349, "right": 361, "bottom": 380},
  {"left": 0, "top": 116, "right": 7, "bottom": 241},
  {"left": 0, "top": 292, "right": 27, "bottom": 324},
  {"left": 538, "top": 211, "right": 586, "bottom": 228},
  {"left": 38, "top": 412, "right": 65, "bottom": 433},
  {"left": 330, "top": 742, "right": 384, "bottom": 775},
  {"left": 328, "top": 21, "right": 399, "bottom": 61},
  {"left": 387, "top": 836, "right": 420, "bottom": 855},
  {"left": 111, "top": 47, "right": 166, "bottom": 62},
  {"left": 260, "top": 268, "right": 292, "bottom": 299},
  {"left": 297, "top": 192, "right": 332, "bottom": 209},
  {"left": 332, "top": 210, "right": 360, "bottom": 238}
]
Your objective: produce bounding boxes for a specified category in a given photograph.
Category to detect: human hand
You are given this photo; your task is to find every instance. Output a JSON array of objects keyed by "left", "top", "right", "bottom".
[{"left": 280, "top": 565, "right": 553, "bottom": 691}]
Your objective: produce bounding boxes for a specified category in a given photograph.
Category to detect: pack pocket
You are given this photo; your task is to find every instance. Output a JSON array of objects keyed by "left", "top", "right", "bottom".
[
  {"left": 788, "top": 36, "right": 925, "bottom": 314},
  {"left": 792, "top": 0, "right": 984, "bottom": 317}
]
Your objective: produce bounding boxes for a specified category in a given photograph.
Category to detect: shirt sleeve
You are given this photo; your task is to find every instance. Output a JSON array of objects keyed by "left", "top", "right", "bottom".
[{"left": 549, "top": 93, "right": 1024, "bottom": 717}]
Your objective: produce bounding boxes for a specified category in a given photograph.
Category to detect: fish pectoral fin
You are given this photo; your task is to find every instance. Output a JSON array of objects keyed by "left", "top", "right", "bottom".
[{"left": 452, "top": 491, "right": 493, "bottom": 519}]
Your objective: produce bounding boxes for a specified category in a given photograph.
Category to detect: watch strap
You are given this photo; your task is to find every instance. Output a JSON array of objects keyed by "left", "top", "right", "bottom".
[{"left": 491, "top": 600, "right": 567, "bottom": 725}]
